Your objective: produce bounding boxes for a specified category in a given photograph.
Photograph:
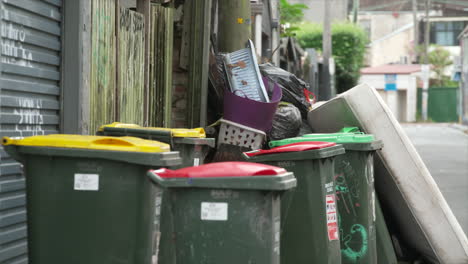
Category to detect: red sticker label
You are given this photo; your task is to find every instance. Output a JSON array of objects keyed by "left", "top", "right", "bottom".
[{"left": 326, "top": 194, "right": 339, "bottom": 241}]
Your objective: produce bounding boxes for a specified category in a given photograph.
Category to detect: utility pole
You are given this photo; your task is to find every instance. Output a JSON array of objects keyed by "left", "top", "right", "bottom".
[
  {"left": 412, "top": 0, "right": 418, "bottom": 62},
  {"left": 353, "top": 0, "right": 360, "bottom": 23},
  {"left": 321, "top": 0, "right": 332, "bottom": 100},
  {"left": 424, "top": 0, "right": 430, "bottom": 64},
  {"left": 218, "top": 0, "right": 251, "bottom": 52},
  {"left": 422, "top": 0, "right": 431, "bottom": 121}
]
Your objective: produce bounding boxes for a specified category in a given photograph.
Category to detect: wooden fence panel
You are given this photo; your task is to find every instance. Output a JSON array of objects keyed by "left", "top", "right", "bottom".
[
  {"left": 90, "top": 0, "right": 116, "bottom": 134},
  {"left": 118, "top": 7, "right": 145, "bottom": 125},
  {"left": 149, "top": 3, "right": 173, "bottom": 127}
]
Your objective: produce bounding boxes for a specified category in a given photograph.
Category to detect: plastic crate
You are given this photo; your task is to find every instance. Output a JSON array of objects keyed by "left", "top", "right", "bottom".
[{"left": 218, "top": 119, "right": 266, "bottom": 150}]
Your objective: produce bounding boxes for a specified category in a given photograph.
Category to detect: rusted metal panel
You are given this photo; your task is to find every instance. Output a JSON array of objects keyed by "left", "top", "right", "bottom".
[
  {"left": 149, "top": 3, "right": 173, "bottom": 127},
  {"left": 0, "top": 0, "right": 63, "bottom": 262},
  {"left": 90, "top": 0, "right": 116, "bottom": 134},
  {"left": 117, "top": 7, "right": 145, "bottom": 125}
]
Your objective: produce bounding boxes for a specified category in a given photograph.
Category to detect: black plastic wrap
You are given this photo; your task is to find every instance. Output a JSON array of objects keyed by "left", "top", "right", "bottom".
[
  {"left": 268, "top": 103, "right": 302, "bottom": 141},
  {"left": 259, "top": 63, "right": 311, "bottom": 118}
]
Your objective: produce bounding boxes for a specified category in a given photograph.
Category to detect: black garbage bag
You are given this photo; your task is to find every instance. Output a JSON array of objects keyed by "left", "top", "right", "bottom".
[
  {"left": 298, "top": 119, "right": 313, "bottom": 136},
  {"left": 259, "top": 63, "right": 311, "bottom": 119},
  {"left": 268, "top": 103, "right": 302, "bottom": 141}
]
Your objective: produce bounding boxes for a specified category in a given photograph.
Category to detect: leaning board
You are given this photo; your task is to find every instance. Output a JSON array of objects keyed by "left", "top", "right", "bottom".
[{"left": 308, "top": 84, "right": 468, "bottom": 264}]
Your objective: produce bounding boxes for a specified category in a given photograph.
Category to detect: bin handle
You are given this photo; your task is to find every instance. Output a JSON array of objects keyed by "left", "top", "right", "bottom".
[
  {"left": 91, "top": 138, "right": 135, "bottom": 147},
  {"left": 2, "top": 137, "right": 15, "bottom": 146},
  {"left": 147, "top": 170, "right": 166, "bottom": 186},
  {"left": 339, "top": 127, "right": 360, "bottom": 133}
]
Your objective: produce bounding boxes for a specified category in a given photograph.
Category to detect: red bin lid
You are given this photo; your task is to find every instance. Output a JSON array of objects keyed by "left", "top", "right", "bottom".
[
  {"left": 244, "top": 141, "right": 336, "bottom": 157},
  {"left": 151, "top": 162, "right": 287, "bottom": 178}
]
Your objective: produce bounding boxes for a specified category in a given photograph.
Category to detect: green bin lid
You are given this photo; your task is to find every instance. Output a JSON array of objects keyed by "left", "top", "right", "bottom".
[{"left": 269, "top": 127, "right": 376, "bottom": 148}]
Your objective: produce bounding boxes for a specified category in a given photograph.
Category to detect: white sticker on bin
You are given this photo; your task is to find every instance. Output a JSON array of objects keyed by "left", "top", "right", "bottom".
[
  {"left": 201, "top": 202, "right": 228, "bottom": 221},
  {"left": 74, "top": 174, "right": 99, "bottom": 191}
]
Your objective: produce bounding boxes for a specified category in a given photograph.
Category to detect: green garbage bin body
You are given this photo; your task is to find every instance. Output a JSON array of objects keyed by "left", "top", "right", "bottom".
[
  {"left": 171, "top": 137, "right": 214, "bottom": 167},
  {"left": 270, "top": 129, "right": 383, "bottom": 264},
  {"left": 244, "top": 142, "right": 345, "bottom": 264},
  {"left": 97, "top": 123, "right": 215, "bottom": 263},
  {"left": 333, "top": 142, "right": 382, "bottom": 264},
  {"left": 376, "top": 195, "right": 398, "bottom": 264},
  {"left": 97, "top": 122, "right": 215, "bottom": 168},
  {"left": 2, "top": 135, "right": 181, "bottom": 264},
  {"left": 148, "top": 162, "right": 297, "bottom": 264}
]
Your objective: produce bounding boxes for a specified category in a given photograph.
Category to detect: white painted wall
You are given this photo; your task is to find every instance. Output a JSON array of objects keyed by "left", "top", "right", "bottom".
[
  {"left": 360, "top": 74, "right": 411, "bottom": 90},
  {"left": 289, "top": 0, "right": 348, "bottom": 23},
  {"left": 360, "top": 73, "right": 417, "bottom": 122},
  {"left": 368, "top": 28, "right": 414, "bottom": 66},
  {"left": 359, "top": 12, "right": 416, "bottom": 41}
]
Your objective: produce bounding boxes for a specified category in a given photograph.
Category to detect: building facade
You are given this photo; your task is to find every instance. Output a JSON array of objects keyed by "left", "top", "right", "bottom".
[
  {"left": 358, "top": 1, "right": 468, "bottom": 68},
  {"left": 289, "top": 0, "right": 349, "bottom": 23}
]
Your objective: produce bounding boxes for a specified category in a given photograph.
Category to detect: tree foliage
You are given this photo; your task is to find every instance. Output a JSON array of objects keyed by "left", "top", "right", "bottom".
[
  {"left": 296, "top": 23, "right": 368, "bottom": 93},
  {"left": 427, "top": 46, "right": 453, "bottom": 87},
  {"left": 279, "top": 0, "right": 308, "bottom": 36}
]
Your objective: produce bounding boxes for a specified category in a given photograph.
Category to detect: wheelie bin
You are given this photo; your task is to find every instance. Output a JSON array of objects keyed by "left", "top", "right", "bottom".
[
  {"left": 97, "top": 123, "right": 215, "bottom": 262},
  {"left": 244, "top": 141, "right": 345, "bottom": 264},
  {"left": 147, "top": 162, "right": 296, "bottom": 264},
  {"left": 270, "top": 128, "right": 383, "bottom": 264},
  {"left": 2, "top": 135, "right": 181, "bottom": 264},
  {"left": 376, "top": 195, "right": 398, "bottom": 264},
  {"left": 98, "top": 122, "right": 215, "bottom": 168}
]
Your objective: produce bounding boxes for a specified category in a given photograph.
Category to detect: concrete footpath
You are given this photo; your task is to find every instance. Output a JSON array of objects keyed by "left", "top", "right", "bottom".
[{"left": 402, "top": 123, "right": 468, "bottom": 235}]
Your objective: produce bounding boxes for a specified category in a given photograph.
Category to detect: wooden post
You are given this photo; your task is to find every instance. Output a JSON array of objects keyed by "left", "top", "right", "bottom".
[
  {"left": 137, "top": 0, "right": 151, "bottom": 126},
  {"left": 422, "top": 0, "right": 430, "bottom": 121},
  {"left": 424, "top": 0, "right": 430, "bottom": 64},
  {"left": 218, "top": 0, "right": 251, "bottom": 52}
]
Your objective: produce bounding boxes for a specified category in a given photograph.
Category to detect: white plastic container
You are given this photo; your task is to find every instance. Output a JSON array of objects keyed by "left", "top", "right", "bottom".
[{"left": 218, "top": 119, "right": 266, "bottom": 150}]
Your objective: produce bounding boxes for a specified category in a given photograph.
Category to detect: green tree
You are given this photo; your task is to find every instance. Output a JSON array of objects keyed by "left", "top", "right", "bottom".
[
  {"left": 296, "top": 22, "right": 368, "bottom": 93},
  {"left": 279, "top": 0, "right": 308, "bottom": 36},
  {"left": 427, "top": 46, "right": 453, "bottom": 87}
]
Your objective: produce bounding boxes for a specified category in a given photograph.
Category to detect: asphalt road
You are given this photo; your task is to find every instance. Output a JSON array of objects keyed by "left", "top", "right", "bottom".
[{"left": 403, "top": 123, "right": 468, "bottom": 235}]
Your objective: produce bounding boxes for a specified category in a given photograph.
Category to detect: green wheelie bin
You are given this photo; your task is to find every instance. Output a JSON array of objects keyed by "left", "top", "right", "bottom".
[
  {"left": 147, "top": 162, "right": 297, "bottom": 264},
  {"left": 244, "top": 141, "right": 345, "bottom": 264},
  {"left": 2, "top": 135, "right": 181, "bottom": 264},
  {"left": 98, "top": 122, "right": 215, "bottom": 168},
  {"left": 376, "top": 195, "right": 398, "bottom": 264},
  {"left": 97, "top": 122, "right": 215, "bottom": 262},
  {"left": 270, "top": 128, "right": 383, "bottom": 264}
]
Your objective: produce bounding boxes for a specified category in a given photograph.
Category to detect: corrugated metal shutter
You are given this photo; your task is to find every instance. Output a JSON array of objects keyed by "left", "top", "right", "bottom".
[{"left": 0, "top": 0, "right": 62, "bottom": 262}]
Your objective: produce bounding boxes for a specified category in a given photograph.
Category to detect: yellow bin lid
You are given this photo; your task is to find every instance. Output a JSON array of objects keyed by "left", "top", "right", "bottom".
[
  {"left": 2, "top": 135, "right": 170, "bottom": 153},
  {"left": 98, "top": 122, "right": 207, "bottom": 138}
]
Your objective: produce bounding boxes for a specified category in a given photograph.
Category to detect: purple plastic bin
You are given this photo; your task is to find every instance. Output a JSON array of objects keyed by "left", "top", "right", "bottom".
[{"left": 224, "top": 78, "right": 282, "bottom": 132}]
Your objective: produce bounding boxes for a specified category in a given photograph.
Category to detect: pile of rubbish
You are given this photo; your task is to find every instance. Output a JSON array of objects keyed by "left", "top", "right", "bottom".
[
  {"left": 206, "top": 40, "right": 468, "bottom": 264},
  {"left": 3, "top": 39, "right": 467, "bottom": 264},
  {"left": 208, "top": 40, "right": 314, "bottom": 162}
]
